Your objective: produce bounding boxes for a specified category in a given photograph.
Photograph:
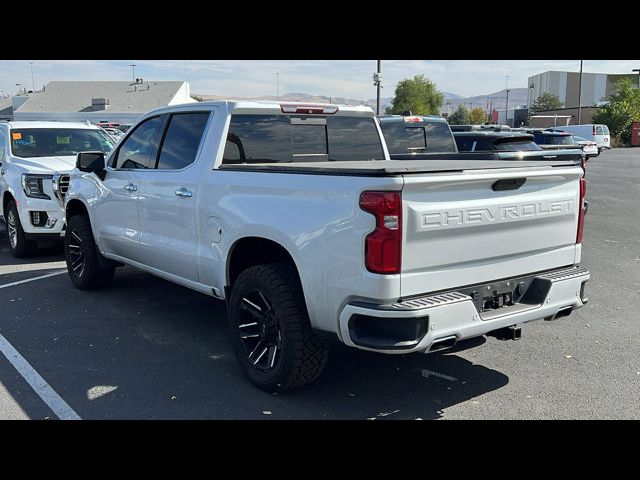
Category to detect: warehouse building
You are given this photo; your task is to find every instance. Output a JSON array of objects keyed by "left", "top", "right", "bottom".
[
  {"left": 528, "top": 71, "right": 637, "bottom": 109},
  {"left": 13, "top": 80, "right": 196, "bottom": 123}
]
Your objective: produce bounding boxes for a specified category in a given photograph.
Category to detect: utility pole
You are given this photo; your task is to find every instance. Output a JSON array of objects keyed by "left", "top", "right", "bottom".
[
  {"left": 373, "top": 60, "right": 382, "bottom": 115},
  {"left": 633, "top": 68, "right": 640, "bottom": 88},
  {"left": 578, "top": 60, "right": 583, "bottom": 124},
  {"left": 30, "top": 62, "right": 35, "bottom": 92},
  {"left": 276, "top": 72, "right": 279, "bottom": 100},
  {"left": 527, "top": 81, "right": 534, "bottom": 125},
  {"left": 488, "top": 97, "right": 493, "bottom": 123},
  {"left": 130, "top": 64, "right": 136, "bottom": 83},
  {"left": 505, "top": 76, "right": 510, "bottom": 126}
]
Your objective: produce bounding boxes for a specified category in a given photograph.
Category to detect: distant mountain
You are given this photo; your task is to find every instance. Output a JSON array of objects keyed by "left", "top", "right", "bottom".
[
  {"left": 193, "top": 88, "right": 530, "bottom": 115},
  {"left": 195, "top": 92, "right": 369, "bottom": 106},
  {"left": 443, "top": 91, "right": 463, "bottom": 101},
  {"left": 443, "top": 88, "right": 530, "bottom": 113}
]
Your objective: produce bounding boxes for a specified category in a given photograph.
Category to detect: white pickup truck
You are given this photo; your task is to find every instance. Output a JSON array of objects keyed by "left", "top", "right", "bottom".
[{"left": 62, "top": 101, "right": 590, "bottom": 391}]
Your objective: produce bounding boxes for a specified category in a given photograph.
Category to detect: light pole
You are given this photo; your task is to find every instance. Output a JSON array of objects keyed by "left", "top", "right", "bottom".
[
  {"left": 30, "top": 61, "right": 35, "bottom": 92},
  {"left": 276, "top": 72, "right": 279, "bottom": 100},
  {"left": 130, "top": 64, "right": 136, "bottom": 83},
  {"left": 505, "top": 76, "right": 510, "bottom": 126},
  {"left": 373, "top": 60, "right": 382, "bottom": 115},
  {"left": 633, "top": 68, "right": 640, "bottom": 89},
  {"left": 578, "top": 60, "right": 583, "bottom": 124}
]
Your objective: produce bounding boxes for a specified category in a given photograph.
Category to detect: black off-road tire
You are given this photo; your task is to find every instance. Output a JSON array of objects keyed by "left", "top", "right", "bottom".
[
  {"left": 64, "top": 214, "right": 114, "bottom": 290},
  {"left": 228, "top": 262, "right": 330, "bottom": 392},
  {"left": 5, "top": 200, "right": 37, "bottom": 258}
]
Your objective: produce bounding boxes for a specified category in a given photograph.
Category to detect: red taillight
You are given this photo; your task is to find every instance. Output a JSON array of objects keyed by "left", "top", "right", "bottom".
[
  {"left": 360, "top": 191, "right": 402, "bottom": 274},
  {"left": 576, "top": 163, "right": 586, "bottom": 244},
  {"left": 280, "top": 104, "right": 339, "bottom": 115}
]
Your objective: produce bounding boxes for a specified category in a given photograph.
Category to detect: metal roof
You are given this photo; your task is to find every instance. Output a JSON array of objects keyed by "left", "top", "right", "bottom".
[{"left": 16, "top": 81, "right": 186, "bottom": 113}]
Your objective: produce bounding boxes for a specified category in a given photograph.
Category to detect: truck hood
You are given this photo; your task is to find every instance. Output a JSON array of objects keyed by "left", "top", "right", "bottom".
[{"left": 11, "top": 156, "right": 76, "bottom": 175}]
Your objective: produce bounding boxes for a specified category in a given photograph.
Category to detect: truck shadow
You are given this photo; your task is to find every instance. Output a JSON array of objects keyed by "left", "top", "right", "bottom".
[
  {"left": 0, "top": 267, "right": 509, "bottom": 420},
  {"left": 284, "top": 338, "right": 508, "bottom": 420}
]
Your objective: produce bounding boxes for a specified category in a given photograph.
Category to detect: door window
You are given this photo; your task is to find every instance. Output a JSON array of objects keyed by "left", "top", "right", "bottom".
[
  {"left": 112, "top": 116, "right": 165, "bottom": 169},
  {"left": 156, "top": 112, "right": 210, "bottom": 170}
]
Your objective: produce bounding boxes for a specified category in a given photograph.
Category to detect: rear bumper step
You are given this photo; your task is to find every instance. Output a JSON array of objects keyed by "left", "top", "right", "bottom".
[{"left": 339, "top": 265, "right": 590, "bottom": 353}]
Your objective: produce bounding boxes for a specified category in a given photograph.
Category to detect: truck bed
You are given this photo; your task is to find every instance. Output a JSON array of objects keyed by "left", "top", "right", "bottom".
[{"left": 218, "top": 158, "right": 580, "bottom": 176}]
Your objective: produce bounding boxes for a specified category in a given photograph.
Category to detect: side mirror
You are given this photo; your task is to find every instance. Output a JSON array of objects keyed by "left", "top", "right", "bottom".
[{"left": 76, "top": 151, "right": 106, "bottom": 179}]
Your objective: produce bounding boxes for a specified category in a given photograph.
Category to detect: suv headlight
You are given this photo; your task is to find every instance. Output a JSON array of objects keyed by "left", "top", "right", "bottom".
[{"left": 21, "top": 174, "right": 52, "bottom": 200}]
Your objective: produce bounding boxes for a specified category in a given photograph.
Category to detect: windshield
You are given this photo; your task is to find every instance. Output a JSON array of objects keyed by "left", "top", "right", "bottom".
[
  {"left": 573, "top": 135, "right": 588, "bottom": 142},
  {"left": 10, "top": 128, "right": 116, "bottom": 158},
  {"left": 380, "top": 120, "right": 457, "bottom": 154}
]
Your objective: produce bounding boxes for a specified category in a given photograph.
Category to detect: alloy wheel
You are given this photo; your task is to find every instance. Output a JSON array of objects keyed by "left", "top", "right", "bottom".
[
  {"left": 238, "top": 290, "right": 282, "bottom": 372},
  {"left": 67, "top": 230, "right": 85, "bottom": 278},
  {"left": 7, "top": 209, "right": 18, "bottom": 249}
]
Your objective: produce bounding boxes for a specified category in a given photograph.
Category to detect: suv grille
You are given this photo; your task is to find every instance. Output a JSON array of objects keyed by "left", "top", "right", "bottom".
[{"left": 53, "top": 174, "right": 70, "bottom": 204}]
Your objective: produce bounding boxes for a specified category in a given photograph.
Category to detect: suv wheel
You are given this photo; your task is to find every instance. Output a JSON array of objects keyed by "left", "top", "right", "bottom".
[
  {"left": 64, "top": 214, "right": 114, "bottom": 290},
  {"left": 228, "top": 262, "right": 329, "bottom": 392},
  {"left": 5, "top": 200, "right": 36, "bottom": 258}
]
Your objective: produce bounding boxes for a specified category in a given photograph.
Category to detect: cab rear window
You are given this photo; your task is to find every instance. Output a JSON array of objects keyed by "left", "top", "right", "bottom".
[{"left": 222, "top": 115, "right": 384, "bottom": 164}]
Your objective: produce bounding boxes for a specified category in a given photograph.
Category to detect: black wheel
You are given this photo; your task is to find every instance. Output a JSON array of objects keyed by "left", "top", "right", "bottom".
[
  {"left": 5, "top": 200, "right": 36, "bottom": 258},
  {"left": 228, "top": 262, "right": 329, "bottom": 392},
  {"left": 64, "top": 214, "right": 114, "bottom": 290}
]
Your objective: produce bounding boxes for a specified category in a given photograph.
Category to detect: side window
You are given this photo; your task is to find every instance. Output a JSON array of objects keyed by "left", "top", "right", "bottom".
[
  {"left": 156, "top": 112, "right": 210, "bottom": 170},
  {"left": 112, "top": 116, "right": 165, "bottom": 169},
  {"left": 595, "top": 125, "right": 604, "bottom": 135}
]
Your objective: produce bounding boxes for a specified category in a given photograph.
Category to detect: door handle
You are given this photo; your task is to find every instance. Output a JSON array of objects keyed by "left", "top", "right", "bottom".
[
  {"left": 124, "top": 183, "right": 138, "bottom": 192},
  {"left": 175, "top": 188, "right": 193, "bottom": 198}
]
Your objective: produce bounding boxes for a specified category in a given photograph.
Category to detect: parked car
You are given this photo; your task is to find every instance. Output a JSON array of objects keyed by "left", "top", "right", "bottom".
[
  {"left": 102, "top": 127, "right": 124, "bottom": 140},
  {"left": 377, "top": 114, "right": 457, "bottom": 154},
  {"left": 570, "top": 135, "right": 599, "bottom": 158},
  {"left": 117, "top": 124, "right": 132, "bottom": 133},
  {"left": 0, "top": 121, "right": 116, "bottom": 257},
  {"left": 551, "top": 124, "right": 610, "bottom": 153},
  {"left": 63, "top": 101, "right": 590, "bottom": 391},
  {"left": 453, "top": 131, "right": 542, "bottom": 152}
]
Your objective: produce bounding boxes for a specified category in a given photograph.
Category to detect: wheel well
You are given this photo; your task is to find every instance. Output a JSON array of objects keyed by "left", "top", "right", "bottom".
[
  {"left": 66, "top": 200, "right": 89, "bottom": 220},
  {"left": 227, "top": 237, "right": 299, "bottom": 287},
  {"left": 3, "top": 192, "right": 13, "bottom": 215}
]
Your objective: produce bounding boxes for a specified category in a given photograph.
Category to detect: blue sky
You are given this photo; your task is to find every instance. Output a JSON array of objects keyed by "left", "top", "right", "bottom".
[{"left": 1, "top": 60, "right": 639, "bottom": 100}]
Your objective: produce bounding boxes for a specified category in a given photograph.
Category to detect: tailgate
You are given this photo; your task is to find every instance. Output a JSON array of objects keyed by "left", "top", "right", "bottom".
[{"left": 401, "top": 165, "right": 582, "bottom": 297}]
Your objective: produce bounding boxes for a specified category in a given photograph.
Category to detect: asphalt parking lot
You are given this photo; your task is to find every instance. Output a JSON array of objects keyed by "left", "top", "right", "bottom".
[{"left": 1, "top": 148, "right": 639, "bottom": 420}]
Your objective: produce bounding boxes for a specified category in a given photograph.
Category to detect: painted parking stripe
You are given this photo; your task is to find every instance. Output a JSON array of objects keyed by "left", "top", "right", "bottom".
[
  {"left": 0, "top": 333, "right": 81, "bottom": 420},
  {"left": 0, "top": 270, "right": 67, "bottom": 289}
]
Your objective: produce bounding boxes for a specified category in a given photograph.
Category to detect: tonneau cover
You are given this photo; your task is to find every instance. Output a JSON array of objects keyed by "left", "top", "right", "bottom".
[{"left": 218, "top": 158, "right": 581, "bottom": 176}]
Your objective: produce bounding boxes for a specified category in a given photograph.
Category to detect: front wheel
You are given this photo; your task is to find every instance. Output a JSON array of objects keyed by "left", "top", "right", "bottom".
[
  {"left": 64, "top": 214, "right": 114, "bottom": 290},
  {"left": 5, "top": 200, "right": 36, "bottom": 258},
  {"left": 228, "top": 262, "right": 329, "bottom": 392}
]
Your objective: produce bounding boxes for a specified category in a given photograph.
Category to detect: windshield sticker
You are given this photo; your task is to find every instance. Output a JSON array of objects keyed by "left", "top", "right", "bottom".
[
  {"left": 16, "top": 139, "right": 32, "bottom": 145},
  {"left": 57, "top": 136, "right": 71, "bottom": 145},
  {"left": 12, "top": 132, "right": 22, "bottom": 140}
]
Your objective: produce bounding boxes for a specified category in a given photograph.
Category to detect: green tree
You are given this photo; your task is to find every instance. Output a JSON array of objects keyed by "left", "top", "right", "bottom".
[
  {"left": 593, "top": 78, "right": 640, "bottom": 144},
  {"left": 385, "top": 74, "right": 444, "bottom": 115},
  {"left": 469, "top": 107, "right": 488, "bottom": 125},
  {"left": 447, "top": 105, "right": 470, "bottom": 125},
  {"left": 531, "top": 92, "right": 563, "bottom": 113}
]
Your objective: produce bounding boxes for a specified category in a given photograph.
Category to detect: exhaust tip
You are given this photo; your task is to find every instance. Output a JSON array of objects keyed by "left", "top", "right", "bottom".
[{"left": 429, "top": 335, "right": 457, "bottom": 352}]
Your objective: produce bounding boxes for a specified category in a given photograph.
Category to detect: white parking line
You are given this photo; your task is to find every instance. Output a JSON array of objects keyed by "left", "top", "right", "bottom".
[
  {"left": 0, "top": 270, "right": 67, "bottom": 289},
  {"left": 0, "top": 334, "right": 81, "bottom": 420}
]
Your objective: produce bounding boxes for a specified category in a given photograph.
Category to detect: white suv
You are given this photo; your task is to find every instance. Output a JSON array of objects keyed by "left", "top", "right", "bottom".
[{"left": 0, "top": 121, "right": 116, "bottom": 257}]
